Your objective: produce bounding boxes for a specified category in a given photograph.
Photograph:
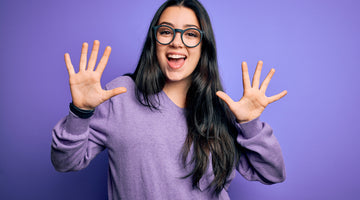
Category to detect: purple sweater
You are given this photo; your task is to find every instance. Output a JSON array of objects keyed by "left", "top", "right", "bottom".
[{"left": 51, "top": 76, "right": 285, "bottom": 200}]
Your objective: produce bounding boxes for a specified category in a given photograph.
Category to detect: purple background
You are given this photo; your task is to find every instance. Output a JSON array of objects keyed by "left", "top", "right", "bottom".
[{"left": 1, "top": 0, "right": 359, "bottom": 199}]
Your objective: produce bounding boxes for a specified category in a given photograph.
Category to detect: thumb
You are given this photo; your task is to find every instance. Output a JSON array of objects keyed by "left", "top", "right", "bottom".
[
  {"left": 216, "top": 91, "right": 234, "bottom": 108},
  {"left": 104, "top": 87, "right": 127, "bottom": 100}
]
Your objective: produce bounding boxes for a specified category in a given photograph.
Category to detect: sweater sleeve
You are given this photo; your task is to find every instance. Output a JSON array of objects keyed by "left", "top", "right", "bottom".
[
  {"left": 51, "top": 98, "right": 111, "bottom": 172},
  {"left": 235, "top": 117, "right": 286, "bottom": 184}
]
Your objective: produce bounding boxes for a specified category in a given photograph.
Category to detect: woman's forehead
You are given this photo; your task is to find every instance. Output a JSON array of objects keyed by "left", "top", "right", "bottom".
[{"left": 158, "top": 6, "right": 200, "bottom": 29}]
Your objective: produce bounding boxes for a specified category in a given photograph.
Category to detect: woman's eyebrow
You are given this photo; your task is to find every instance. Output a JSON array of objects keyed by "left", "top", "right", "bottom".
[
  {"left": 159, "top": 21, "right": 174, "bottom": 27},
  {"left": 159, "top": 21, "right": 200, "bottom": 29},
  {"left": 184, "top": 24, "right": 200, "bottom": 29}
]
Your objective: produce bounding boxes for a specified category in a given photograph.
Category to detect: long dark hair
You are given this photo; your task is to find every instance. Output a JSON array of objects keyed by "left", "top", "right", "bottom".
[{"left": 131, "top": 0, "right": 240, "bottom": 196}]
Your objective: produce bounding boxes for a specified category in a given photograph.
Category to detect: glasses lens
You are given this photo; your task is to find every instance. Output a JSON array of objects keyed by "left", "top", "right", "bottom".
[
  {"left": 156, "top": 26, "right": 174, "bottom": 44},
  {"left": 183, "top": 28, "right": 201, "bottom": 47}
]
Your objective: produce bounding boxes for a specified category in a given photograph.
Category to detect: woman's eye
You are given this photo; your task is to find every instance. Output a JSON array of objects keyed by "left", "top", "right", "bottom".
[
  {"left": 158, "top": 28, "right": 173, "bottom": 36},
  {"left": 160, "top": 31, "right": 171, "bottom": 35},
  {"left": 186, "top": 31, "right": 199, "bottom": 38}
]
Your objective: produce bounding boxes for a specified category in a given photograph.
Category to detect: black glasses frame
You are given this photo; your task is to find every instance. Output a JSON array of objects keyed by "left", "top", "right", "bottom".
[{"left": 153, "top": 25, "right": 203, "bottom": 48}]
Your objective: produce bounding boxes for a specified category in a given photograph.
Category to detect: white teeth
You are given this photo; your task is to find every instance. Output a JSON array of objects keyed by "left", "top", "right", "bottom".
[{"left": 167, "top": 54, "right": 186, "bottom": 59}]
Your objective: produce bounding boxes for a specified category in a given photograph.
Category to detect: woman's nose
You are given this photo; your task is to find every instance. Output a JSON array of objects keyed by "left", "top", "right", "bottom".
[{"left": 170, "top": 32, "right": 183, "bottom": 48}]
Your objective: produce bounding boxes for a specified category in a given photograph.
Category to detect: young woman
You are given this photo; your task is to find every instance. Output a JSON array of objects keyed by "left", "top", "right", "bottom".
[{"left": 51, "top": 0, "right": 287, "bottom": 199}]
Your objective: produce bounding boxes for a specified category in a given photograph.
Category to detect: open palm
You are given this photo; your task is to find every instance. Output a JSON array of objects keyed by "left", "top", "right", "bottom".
[
  {"left": 216, "top": 61, "right": 287, "bottom": 123},
  {"left": 65, "top": 40, "right": 127, "bottom": 110}
]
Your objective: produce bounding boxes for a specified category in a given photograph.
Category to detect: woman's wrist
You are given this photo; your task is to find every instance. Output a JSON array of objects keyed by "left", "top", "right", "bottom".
[{"left": 69, "top": 102, "right": 95, "bottom": 119}]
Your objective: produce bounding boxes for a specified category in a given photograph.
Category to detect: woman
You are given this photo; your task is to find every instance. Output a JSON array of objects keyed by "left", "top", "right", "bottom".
[{"left": 51, "top": 0, "right": 287, "bottom": 199}]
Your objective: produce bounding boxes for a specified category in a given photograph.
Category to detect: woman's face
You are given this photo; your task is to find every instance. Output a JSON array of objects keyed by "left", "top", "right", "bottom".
[{"left": 156, "top": 6, "right": 202, "bottom": 87}]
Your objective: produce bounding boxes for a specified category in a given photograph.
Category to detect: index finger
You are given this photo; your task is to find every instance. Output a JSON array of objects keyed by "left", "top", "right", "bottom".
[
  {"left": 64, "top": 53, "right": 75, "bottom": 75},
  {"left": 242, "top": 62, "right": 251, "bottom": 89},
  {"left": 95, "top": 46, "right": 112, "bottom": 74}
]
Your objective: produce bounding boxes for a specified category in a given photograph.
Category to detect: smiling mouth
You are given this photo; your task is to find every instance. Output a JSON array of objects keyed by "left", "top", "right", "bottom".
[
  {"left": 167, "top": 54, "right": 187, "bottom": 60},
  {"left": 167, "top": 54, "right": 187, "bottom": 69}
]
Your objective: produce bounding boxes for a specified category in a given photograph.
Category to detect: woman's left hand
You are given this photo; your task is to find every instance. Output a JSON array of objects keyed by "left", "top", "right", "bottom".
[{"left": 216, "top": 61, "right": 287, "bottom": 123}]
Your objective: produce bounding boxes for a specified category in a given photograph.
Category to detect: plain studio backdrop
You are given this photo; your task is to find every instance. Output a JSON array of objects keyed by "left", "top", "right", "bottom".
[{"left": 0, "top": 0, "right": 359, "bottom": 199}]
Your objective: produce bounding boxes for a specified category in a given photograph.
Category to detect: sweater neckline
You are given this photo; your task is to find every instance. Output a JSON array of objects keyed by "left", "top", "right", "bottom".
[{"left": 159, "top": 90, "right": 185, "bottom": 113}]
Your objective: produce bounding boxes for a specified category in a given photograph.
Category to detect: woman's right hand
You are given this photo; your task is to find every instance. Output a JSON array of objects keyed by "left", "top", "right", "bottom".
[{"left": 64, "top": 40, "right": 127, "bottom": 110}]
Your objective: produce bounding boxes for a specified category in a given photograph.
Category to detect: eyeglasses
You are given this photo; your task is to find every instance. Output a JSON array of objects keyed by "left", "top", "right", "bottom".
[{"left": 153, "top": 25, "right": 203, "bottom": 48}]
